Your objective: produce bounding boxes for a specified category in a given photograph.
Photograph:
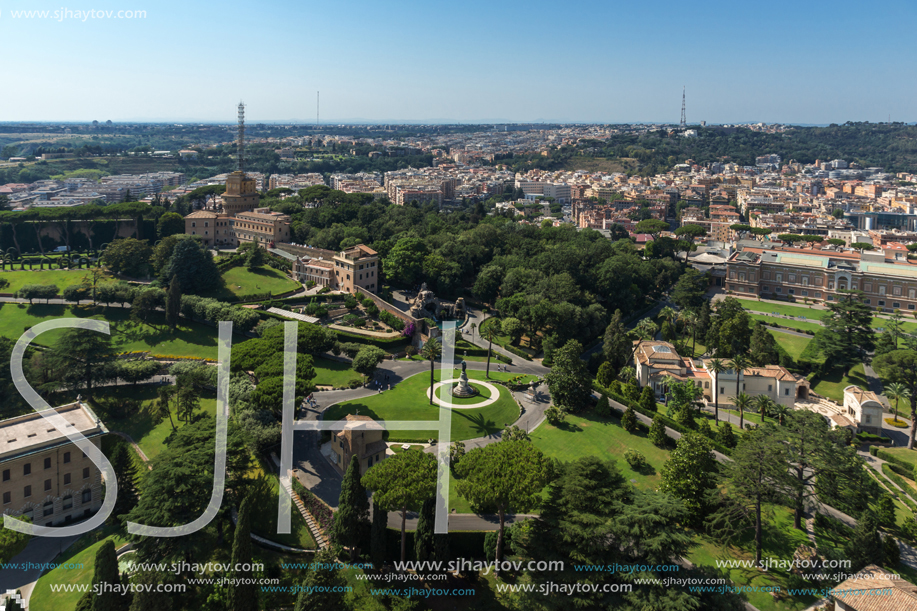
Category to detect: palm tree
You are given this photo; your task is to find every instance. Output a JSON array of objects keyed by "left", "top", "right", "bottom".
[
  {"left": 885, "top": 382, "right": 910, "bottom": 424},
  {"left": 727, "top": 354, "right": 751, "bottom": 426},
  {"left": 482, "top": 322, "right": 498, "bottom": 379},
  {"left": 732, "top": 392, "right": 753, "bottom": 431},
  {"left": 772, "top": 403, "right": 790, "bottom": 426},
  {"left": 659, "top": 306, "right": 677, "bottom": 339},
  {"left": 679, "top": 310, "right": 698, "bottom": 355},
  {"left": 421, "top": 338, "right": 442, "bottom": 406},
  {"left": 707, "top": 358, "right": 727, "bottom": 426},
  {"left": 754, "top": 395, "right": 774, "bottom": 423},
  {"left": 470, "top": 322, "right": 477, "bottom": 339}
]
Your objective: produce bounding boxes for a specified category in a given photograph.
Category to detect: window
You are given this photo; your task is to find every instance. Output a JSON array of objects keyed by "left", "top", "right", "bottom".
[
  {"left": 788, "top": 289, "right": 795, "bottom": 294},
  {"left": 704, "top": 382, "right": 709, "bottom": 389},
  {"left": 720, "top": 387, "right": 725, "bottom": 395},
  {"left": 3, "top": 492, "right": 10, "bottom": 505},
  {"left": 191, "top": 222, "right": 196, "bottom": 228},
  {"left": 2, "top": 469, "right": 8, "bottom": 482},
  {"left": 762, "top": 285, "right": 769, "bottom": 292},
  {"left": 82, "top": 490, "right": 91, "bottom": 503},
  {"left": 865, "top": 299, "right": 871, "bottom": 304},
  {"left": 24, "top": 485, "right": 31, "bottom": 498},
  {"left": 44, "top": 479, "right": 52, "bottom": 491},
  {"left": 879, "top": 301, "right": 885, "bottom": 307},
  {"left": 63, "top": 496, "right": 72, "bottom": 510},
  {"left": 816, "top": 277, "right": 823, "bottom": 286},
  {"left": 63, "top": 452, "right": 70, "bottom": 464},
  {"left": 789, "top": 274, "right": 796, "bottom": 283},
  {"left": 894, "top": 286, "right": 902, "bottom": 296},
  {"left": 865, "top": 283, "right": 872, "bottom": 292},
  {"left": 802, "top": 290, "right": 808, "bottom": 297},
  {"left": 44, "top": 457, "right": 52, "bottom": 469},
  {"left": 64, "top": 473, "right": 71, "bottom": 485},
  {"left": 83, "top": 467, "right": 90, "bottom": 480},
  {"left": 910, "top": 304, "right": 916, "bottom": 310},
  {"left": 768, "top": 384, "right": 772, "bottom": 392},
  {"left": 879, "top": 286, "right": 886, "bottom": 295},
  {"left": 776, "top": 274, "right": 783, "bottom": 282},
  {"left": 785, "top": 388, "right": 790, "bottom": 396},
  {"left": 894, "top": 302, "right": 901, "bottom": 308},
  {"left": 866, "top": 414, "right": 872, "bottom": 424},
  {"left": 910, "top": 289, "right": 916, "bottom": 300},
  {"left": 43, "top": 504, "right": 53, "bottom": 517},
  {"left": 776, "top": 287, "right": 782, "bottom": 293}
]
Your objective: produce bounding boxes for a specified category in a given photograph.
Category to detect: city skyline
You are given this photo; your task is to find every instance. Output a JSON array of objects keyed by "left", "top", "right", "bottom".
[{"left": 0, "top": 0, "right": 915, "bottom": 124}]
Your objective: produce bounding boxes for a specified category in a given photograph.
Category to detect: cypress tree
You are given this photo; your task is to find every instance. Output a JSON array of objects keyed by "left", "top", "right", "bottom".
[
  {"left": 229, "top": 495, "right": 257, "bottom": 611},
  {"left": 92, "top": 540, "right": 125, "bottom": 611},
  {"left": 166, "top": 274, "right": 181, "bottom": 332},
  {"left": 640, "top": 386, "right": 657, "bottom": 412},
  {"left": 414, "top": 497, "right": 435, "bottom": 564},
  {"left": 109, "top": 442, "right": 138, "bottom": 522},
  {"left": 331, "top": 456, "right": 371, "bottom": 561},
  {"left": 649, "top": 413, "right": 668, "bottom": 448},
  {"left": 371, "top": 502, "right": 387, "bottom": 570}
]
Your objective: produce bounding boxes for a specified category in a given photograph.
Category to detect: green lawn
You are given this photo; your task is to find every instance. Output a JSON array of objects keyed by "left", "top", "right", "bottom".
[
  {"left": 770, "top": 331, "right": 811, "bottom": 361},
  {"left": 739, "top": 298, "right": 917, "bottom": 334},
  {"left": 324, "top": 370, "right": 521, "bottom": 442},
  {"left": 31, "top": 531, "right": 127, "bottom": 611},
  {"left": 313, "top": 356, "right": 363, "bottom": 387},
  {"left": 202, "top": 265, "right": 301, "bottom": 300},
  {"left": 879, "top": 447, "right": 917, "bottom": 468},
  {"left": 478, "top": 317, "right": 538, "bottom": 357},
  {"left": 0, "top": 302, "right": 220, "bottom": 358},
  {"left": 0, "top": 268, "right": 104, "bottom": 294},
  {"left": 89, "top": 386, "right": 217, "bottom": 459},
  {"left": 811, "top": 363, "right": 868, "bottom": 404},
  {"left": 531, "top": 411, "right": 670, "bottom": 491}
]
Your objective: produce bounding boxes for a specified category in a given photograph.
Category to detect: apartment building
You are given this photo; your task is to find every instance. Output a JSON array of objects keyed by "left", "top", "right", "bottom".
[
  {"left": 292, "top": 257, "right": 335, "bottom": 288},
  {"left": 725, "top": 245, "right": 917, "bottom": 313},
  {"left": 232, "top": 208, "right": 292, "bottom": 247},
  {"left": 0, "top": 402, "right": 107, "bottom": 527}
]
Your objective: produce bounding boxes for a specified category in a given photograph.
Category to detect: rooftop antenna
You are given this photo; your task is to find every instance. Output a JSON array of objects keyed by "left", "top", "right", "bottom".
[
  {"left": 680, "top": 87, "right": 686, "bottom": 130},
  {"left": 237, "top": 101, "right": 245, "bottom": 172}
]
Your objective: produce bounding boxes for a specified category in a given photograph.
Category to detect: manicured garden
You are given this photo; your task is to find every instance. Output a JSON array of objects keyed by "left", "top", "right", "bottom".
[
  {"left": 0, "top": 268, "right": 106, "bottom": 294},
  {"left": 750, "top": 314, "right": 823, "bottom": 334},
  {"left": 323, "top": 370, "right": 523, "bottom": 442},
  {"left": 0, "top": 302, "right": 220, "bottom": 359},
  {"left": 313, "top": 356, "right": 363, "bottom": 388},
  {"left": 202, "top": 265, "right": 301, "bottom": 301}
]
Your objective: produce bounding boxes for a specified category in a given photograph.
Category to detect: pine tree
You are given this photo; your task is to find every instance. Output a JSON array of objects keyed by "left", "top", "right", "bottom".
[
  {"left": 877, "top": 493, "right": 897, "bottom": 529},
  {"left": 128, "top": 573, "right": 173, "bottom": 611},
  {"left": 414, "top": 497, "right": 436, "bottom": 564},
  {"left": 621, "top": 407, "right": 639, "bottom": 433},
  {"left": 109, "top": 442, "right": 138, "bottom": 522},
  {"left": 293, "top": 547, "right": 348, "bottom": 611},
  {"left": 649, "top": 413, "right": 668, "bottom": 447},
  {"left": 371, "top": 502, "right": 387, "bottom": 570},
  {"left": 165, "top": 275, "right": 181, "bottom": 332},
  {"left": 229, "top": 495, "right": 257, "bottom": 611},
  {"left": 845, "top": 513, "right": 884, "bottom": 571},
  {"left": 883, "top": 535, "right": 901, "bottom": 567},
  {"left": 749, "top": 323, "right": 780, "bottom": 366},
  {"left": 332, "top": 456, "right": 371, "bottom": 560},
  {"left": 594, "top": 394, "right": 611, "bottom": 417},
  {"left": 92, "top": 540, "right": 125, "bottom": 611}
]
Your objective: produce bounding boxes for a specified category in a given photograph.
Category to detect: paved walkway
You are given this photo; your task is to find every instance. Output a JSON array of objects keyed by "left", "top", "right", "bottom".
[{"left": 0, "top": 532, "right": 82, "bottom": 608}]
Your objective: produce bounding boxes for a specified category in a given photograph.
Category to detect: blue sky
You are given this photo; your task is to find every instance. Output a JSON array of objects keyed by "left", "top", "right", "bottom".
[{"left": 1, "top": 0, "right": 915, "bottom": 124}]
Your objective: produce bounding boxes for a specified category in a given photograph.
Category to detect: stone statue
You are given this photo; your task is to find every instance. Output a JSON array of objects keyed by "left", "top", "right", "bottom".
[
  {"left": 452, "top": 359, "right": 477, "bottom": 398},
  {"left": 461, "top": 360, "right": 467, "bottom": 374}
]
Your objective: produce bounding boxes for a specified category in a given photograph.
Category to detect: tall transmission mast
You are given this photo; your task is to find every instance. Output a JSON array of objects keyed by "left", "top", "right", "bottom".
[
  {"left": 680, "top": 87, "right": 686, "bottom": 130},
  {"left": 237, "top": 101, "right": 246, "bottom": 172}
]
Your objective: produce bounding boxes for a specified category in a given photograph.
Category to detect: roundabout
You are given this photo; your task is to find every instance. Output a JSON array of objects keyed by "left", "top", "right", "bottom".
[{"left": 426, "top": 379, "right": 501, "bottom": 408}]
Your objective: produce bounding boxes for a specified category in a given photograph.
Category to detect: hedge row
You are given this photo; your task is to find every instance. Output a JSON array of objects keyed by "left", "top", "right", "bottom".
[
  {"left": 876, "top": 449, "right": 917, "bottom": 475},
  {"left": 333, "top": 329, "right": 408, "bottom": 345},
  {"left": 179, "top": 294, "right": 261, "bottom": 333},
  {"left": 379, "top": 310, "right": 407, "bottom": 331},
  {"left": 879, "top": 464, "right": 917, "bottom": 513},
  {"left": 593, "top": 381, "right": 734, "bottom": 456}
]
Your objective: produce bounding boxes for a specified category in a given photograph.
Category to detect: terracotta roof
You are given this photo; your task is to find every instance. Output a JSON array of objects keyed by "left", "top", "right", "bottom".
[
  {"left": 361, "top": 439, "right": 387, "bottom": 458},
  {"left": 845, "top": 385, "right": 883, "bottom": 406},
  {"left": 831, "top": 565, "right": 917, "bottom": 610},
  {"left": 185, "top": 210, "right": 219, "bottom": 218}
]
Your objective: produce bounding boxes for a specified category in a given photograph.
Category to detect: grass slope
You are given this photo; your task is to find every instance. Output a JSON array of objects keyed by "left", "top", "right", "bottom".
[
  {"left": 0, "top": 268, "right": 103, "bottom": 294},
  {"left": 810, "top": 364, "right": 868, "bottom": 404},
  {"left": 203, "top": 266, "right": 300, "bottom": 300}
]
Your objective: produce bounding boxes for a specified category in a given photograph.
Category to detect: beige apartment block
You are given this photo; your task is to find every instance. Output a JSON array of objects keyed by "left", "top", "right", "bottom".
[{"left": 0, "top": 402, "right": 107, "bottom": 528}]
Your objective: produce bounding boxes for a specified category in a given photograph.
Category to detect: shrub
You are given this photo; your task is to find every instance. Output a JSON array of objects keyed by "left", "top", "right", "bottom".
[
  {"left": 595, "top": 395, "right": 611, "bottom": 417},
  {"left": 344, "top": 295, "right": 358, "bottom": 309},
  {"left": 716, "top": 423, "right": 738, "bottom": 449},
  {"left": 649, "top": 414, "right": 668, "bottom": 448},
  {"left": 545, "top": 406, "right": 565, "bottom": 426},
  {"left": 621, "top": 407, "right": 639, "bottom": 433},
  {"left": 639, "top": 386, "right": 657, "bottom": 413},
  {"left": 624, "top": 449, "right": 647, "bottom": 471}
]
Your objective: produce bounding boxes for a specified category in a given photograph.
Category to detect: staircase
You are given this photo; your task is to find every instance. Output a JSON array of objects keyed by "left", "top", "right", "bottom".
[{"left": 283, "top": 479, "right": 329, "bottom": 549}]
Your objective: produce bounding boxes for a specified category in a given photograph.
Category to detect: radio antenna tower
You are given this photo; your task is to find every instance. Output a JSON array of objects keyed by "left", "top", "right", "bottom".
[
  {"left": 316, "top": 91, "right": 320, "bottom": 128},
  {"left": 680, "top": 87, "right": 686, "bottom": 130},
  {"left": 237, "top": 101, "right": 246, "bottom": 172}
]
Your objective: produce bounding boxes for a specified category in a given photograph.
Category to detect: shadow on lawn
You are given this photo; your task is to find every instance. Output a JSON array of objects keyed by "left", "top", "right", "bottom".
[{"left": 454, "top": 410, "right": 502, "bottom": 437}]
